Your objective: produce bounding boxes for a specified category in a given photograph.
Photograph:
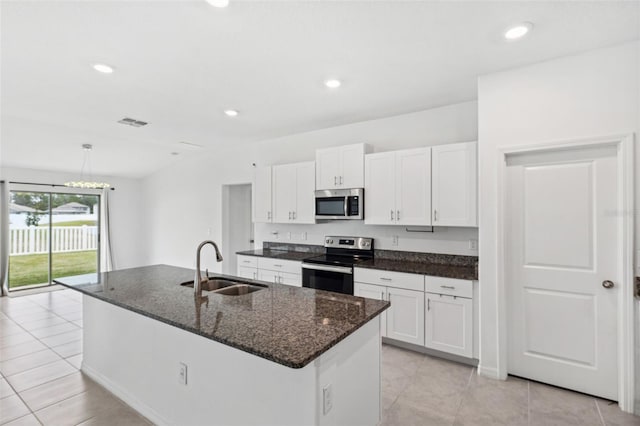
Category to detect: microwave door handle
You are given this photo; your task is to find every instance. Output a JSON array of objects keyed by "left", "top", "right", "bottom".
[{"left": 344, "top": 197, "right": 349, "bottom": 217}]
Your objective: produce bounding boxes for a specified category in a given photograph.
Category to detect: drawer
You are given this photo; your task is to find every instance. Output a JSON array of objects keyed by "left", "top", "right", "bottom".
[
  {"left": 257, "top": 258, "right": 302, "bottom": 275},
  {"left": 278, "top": 272, "right": 301, "bottom": 287},
  {"left": 237, "top": 255, "right": 258, "bottom": 268},
  {"left": 425, "top": 276, "right": 473, "bottom": 298},
  {"left": 354, "top": 268, "right": 424, "bottom": 292}
]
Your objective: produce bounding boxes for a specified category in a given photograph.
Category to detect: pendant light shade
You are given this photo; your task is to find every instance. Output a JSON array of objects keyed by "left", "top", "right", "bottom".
[{"left": 64, "top": 144, "right": 111, "bottom": 189}]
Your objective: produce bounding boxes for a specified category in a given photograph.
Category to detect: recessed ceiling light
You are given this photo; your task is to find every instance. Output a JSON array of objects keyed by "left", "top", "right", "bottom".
[
  {"left": 504, "top": 22, "right": 533, "bottom": 40},
  {"left": 205, "top": 0, "right": 229, "bottom": 8},
  {"left": 325, "top": 79, "right": 342, "bottom": 89},
  {"left": 93, "top": 63, "right": 114, "bottom": 74},
  {"left": 224, "top": 109, "right": 239, "bottom": 117}
]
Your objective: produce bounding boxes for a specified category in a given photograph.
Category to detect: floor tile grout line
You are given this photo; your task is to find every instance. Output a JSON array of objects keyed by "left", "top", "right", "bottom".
[
  {"left": 452, "top": 365, "right": 476, "bottom": 425},
  {"left": 527, "top": 380, "right": 530, "bottom": 426},
  {"left": 594, "top": 398, "right": 606, "bottom": 426}
]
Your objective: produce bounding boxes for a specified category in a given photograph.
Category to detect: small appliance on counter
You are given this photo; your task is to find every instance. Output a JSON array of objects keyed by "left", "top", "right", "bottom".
[
  {"left": 314, "top": 188, "right": 364, "bottom": 220},
  {"left": 302, "top": 236, "right": 374, "bottom": 295}
]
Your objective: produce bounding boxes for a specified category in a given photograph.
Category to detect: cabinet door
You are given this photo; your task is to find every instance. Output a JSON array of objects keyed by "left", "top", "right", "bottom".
[
  {"left": 315, "top": 147, "right": 341, "bottom": 190},
  {"left": 340, "top": 143, "right": 365, "bottom": 188},
  {"left": 272, "top": 164, "right": 295, "bottom": 223},
  {"left": 432, "top": 141, "right": 477, "bottom": 227},
  {"left": 354, "top": 282, "right": 387, "bottom": 337},
  {"left": 364, "top": 152, "right": 396, "bottom": 225},
  {"left": 425, "top": 294, "right": 473, "bottom": 357},
  {"left": 252, "top": 166, "right": 272, "bottom": 223},
  {"left": 293, "top": 162, "right": 316, "bottom": 224},
  {"left": 395, "top": 148, "right": 432, "bottom": 226},
  {"left": 278, "top": 272, "right": 302, "bottom": 287},
  {"left": 387, "top": 287, "right": 425, "bottom": 345},
  {"left": 258, "top": 270, "right": 279, "bottom": 284},
  {"left": 237, "top": 266, "right": 258, "bottom": 280}
]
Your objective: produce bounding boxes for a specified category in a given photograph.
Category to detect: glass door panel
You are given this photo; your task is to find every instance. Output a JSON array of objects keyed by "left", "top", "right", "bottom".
[
  {"left": 51, "top": 193, "right": 100, "bottom": 281},
  {"left": 8, "top": 191, "right": 51, "bottom": 289}
]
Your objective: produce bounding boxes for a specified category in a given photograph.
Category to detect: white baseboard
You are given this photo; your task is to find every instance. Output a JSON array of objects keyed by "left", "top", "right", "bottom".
[
  {"left": 81, "top": 363, "right": 169, "bottom": 426},
  {"left": 477, "top": 364, "right": 501, "bottom": 380}
]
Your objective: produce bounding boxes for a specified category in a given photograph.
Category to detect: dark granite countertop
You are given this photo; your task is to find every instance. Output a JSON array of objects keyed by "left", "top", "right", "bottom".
[
  {"left": 356, "top": 258, "right": 478, "bottom": 281},
  {"left": 236, "top": 249, "right": 314, "bottom": 261},
  {"left": 54, "top": 265, "right": 389, "bottom": 369}
]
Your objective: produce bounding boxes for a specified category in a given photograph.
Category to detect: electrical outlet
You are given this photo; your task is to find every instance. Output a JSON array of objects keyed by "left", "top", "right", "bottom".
[
  {"left": 392, "top": 235, "right": 399, "bottom": 246},
  {"left": 179, "top": 362, "right": 188, "bottom": 386},
  {"left": 286, "top": 232, "right": 291, "bottom": 240},
  {"left": 323, "top": 384, "right": 333, "bottom": 415},
  {"left": 469, "top": 239, "right": 478, "bottom": 250},
  {"left": 301, "top": 232, "right": 307, "bottom": 241},
  {"left": 207, "top": 228, "right": 211, "bottom": 236}
]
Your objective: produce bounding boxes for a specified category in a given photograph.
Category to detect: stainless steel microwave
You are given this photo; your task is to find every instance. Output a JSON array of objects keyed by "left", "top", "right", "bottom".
[{"left": 315, "top": 188, "right": 364, "bottom": 220}]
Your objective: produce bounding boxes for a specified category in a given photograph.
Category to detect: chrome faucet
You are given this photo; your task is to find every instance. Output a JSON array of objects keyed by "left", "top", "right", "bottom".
[{"left": 194, "top": 240, "right": 224, "bottom": 293}]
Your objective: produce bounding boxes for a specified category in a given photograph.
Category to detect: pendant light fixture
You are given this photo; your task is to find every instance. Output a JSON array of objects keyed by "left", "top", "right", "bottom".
[{"left": 64, "top": 144, "right": 111, "bottom": 189}]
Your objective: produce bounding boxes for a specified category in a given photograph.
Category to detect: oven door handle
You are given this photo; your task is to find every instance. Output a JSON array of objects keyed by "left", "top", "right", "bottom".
[{"left": 302, "top": 263, "right": 353, "bottom": 274}]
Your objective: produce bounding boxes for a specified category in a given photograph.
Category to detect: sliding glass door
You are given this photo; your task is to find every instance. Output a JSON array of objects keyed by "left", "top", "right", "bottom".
[{"left": 8, "top": 190, "right": 100, "bottom": 290}]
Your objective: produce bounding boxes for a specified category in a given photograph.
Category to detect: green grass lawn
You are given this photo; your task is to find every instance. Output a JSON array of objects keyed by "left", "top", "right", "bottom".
[
  {"left": 39, "top": 220, "right": 97, "bottom": 227},
  {"left": 9, "top": 250, "right": 97, "bottom": 288}
]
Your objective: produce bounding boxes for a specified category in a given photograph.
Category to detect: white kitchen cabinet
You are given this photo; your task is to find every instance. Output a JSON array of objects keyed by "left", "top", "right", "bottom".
[
  {"left": 387, "top": 287, "right": 425, "bottom": 346},
  {"left": 315, "top": 143, "right": 367, "bottom": 190},
  {"left": 365, "top": 148, "right": 431, "bottom": 226},
  {"left": 237, "top": 266, "right": 258, "bottom": 280},
  {"left": 425, "top": 293, "right": 473, "bottom": 358},
  {"left": 256, "top": 257, "right": 302, "bottom": 287},
  {"left": 354, "top": 269, "right": 425, "bottom": 345},
  {"left": 431, "top": 141, "right": 477, "bottom": 227},
  {"left": 253, "top": 166, "right": 273, "bottom": 223},
  {"left": 272, "top": 161, "right": 315, "bottom": 224},
  {"left": 354, "top": 282, "right": 387, "bottom": 337}
]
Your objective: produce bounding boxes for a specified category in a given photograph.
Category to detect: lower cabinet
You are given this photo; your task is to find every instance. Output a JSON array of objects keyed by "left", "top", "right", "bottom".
[
  {"left": 425, "top": 293, "right": 473, "bottom": 358},
  {"left": 354, "top": 267, "right": 475, "bottom": 359},
  {"left": 237, "top": 255, "right": 302, "bottom": 287}
]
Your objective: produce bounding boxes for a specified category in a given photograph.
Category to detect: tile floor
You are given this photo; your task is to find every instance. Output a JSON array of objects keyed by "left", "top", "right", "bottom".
[{"left": 1, "top": 288, "right": 639, "bottom": 426}]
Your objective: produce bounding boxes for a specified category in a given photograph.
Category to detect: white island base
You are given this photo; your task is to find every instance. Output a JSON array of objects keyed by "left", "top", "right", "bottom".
[{"left": 81, "top": 295, "right": 382, "bottom": 426}]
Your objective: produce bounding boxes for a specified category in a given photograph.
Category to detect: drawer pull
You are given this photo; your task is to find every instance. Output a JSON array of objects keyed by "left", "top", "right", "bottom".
[
  {"left": 440, "top": 285, "right": 455, "bottom": 289},
  {"left": 380, "top": 277, "right": 392, "bottom": 281},
  {"left": 243, "top": 260, "right": 251, "bottom": 264},
  {"left": 274, "top": 264, "right": 283, "bottom": 267}
]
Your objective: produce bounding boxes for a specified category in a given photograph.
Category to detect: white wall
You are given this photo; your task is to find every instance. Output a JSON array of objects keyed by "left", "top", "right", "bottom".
[
  {"left": 142, "top": 100, "right": 479, "bottom": 270},
  {"left": 0, "top": 167, "right": 146, "bottom": 269},
  {"left": 477, "top": 41, "right": 639, "bottom": 389}
]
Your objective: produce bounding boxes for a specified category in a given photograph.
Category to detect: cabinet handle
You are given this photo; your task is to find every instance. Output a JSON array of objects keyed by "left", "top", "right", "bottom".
[
  {"left": 381, "top": 291, "right": 385, "bottom": 300},
  {"left": 293, "top": 211, "right": 296, "bottom": 220},
  {"left": 427, "top": 298, "right": 431, "bottom": 311},
  {"left": 397, "top": 210, "right": 400, "bottom": 221},
  {"left": 380, "top": 277, "right": 392, "bottom": 281},
  {"left": 274, "top": 264, "right": 283, "bottom": 268},
  {"left": 243, "top": 260, "right": 251, "bottom": 264},
  {"left": 268, "top": 211, "right": 271, "bottom": 220},
  {"left": 253, "top": 272, "right": 257, "bottom": 279},
  {"left": 440, "top": 285, "right": 455, "bottom": 290},
  {"left": 334, "top": 176, "right": 337, "bottom": 185},
  {"left": 434, "top": 210, "right": 438, "bottom": 222},
  {"left": 288, "top": 211, "right": 292, "bottom": 220},
  {"left": 339, "top": 176, "right": 343, "bottom": 185},
  {"left": 390, "top": 210, "right": 394, "bottom": 221}
]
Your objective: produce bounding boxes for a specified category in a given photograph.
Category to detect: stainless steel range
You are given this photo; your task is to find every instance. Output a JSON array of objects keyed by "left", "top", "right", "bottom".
[{"left": 302, "top": 236, "right": 374, "bottom": 295}]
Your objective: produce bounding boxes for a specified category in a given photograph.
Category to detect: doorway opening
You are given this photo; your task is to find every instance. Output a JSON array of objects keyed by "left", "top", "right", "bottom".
[
  {"left": 221, "top": 184, "right": 253, "bottom": 276},
  {"left": 8, "top": 190, "right": 100, "bottom": 291}
]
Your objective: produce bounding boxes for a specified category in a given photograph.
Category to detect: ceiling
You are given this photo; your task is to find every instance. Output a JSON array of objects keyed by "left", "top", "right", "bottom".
[{"left": 1, "top": 1, "right": 638, "bottom": 178}]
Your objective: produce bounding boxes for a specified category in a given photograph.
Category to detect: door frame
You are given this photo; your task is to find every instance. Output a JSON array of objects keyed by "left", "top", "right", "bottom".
[{"left": 495, "top": 133, "right": 635, "bottom": 412}]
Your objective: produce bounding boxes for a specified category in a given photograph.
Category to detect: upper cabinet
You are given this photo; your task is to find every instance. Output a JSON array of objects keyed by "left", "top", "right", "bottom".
[
  {"left": 315, "top": 143, "right": 368, "bottom": 190},
  {"left": 272, "top": 161, "right": 316, "bottom": 224},
  {"left": 252, "top": 166, "right": 272, "bottom": 223},
  {"left": 365, "top": 148, "right": 432, "bottom": 226},
  {"left": 431, "top": 141, "right": 477, "bottom": 227}
]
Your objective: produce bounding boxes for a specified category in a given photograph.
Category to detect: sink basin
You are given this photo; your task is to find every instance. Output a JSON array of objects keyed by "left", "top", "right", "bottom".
[
  {"left": 180, "top": 277, "right": 266, "bottom": 294},
  {"left": 213, "top": 284, "right": 265, "bottom": 296}
]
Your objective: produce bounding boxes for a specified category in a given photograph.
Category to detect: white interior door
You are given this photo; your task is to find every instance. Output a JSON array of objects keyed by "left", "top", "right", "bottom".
[{"left": 506, "top": 145, "right": 619, "bottom": 400}]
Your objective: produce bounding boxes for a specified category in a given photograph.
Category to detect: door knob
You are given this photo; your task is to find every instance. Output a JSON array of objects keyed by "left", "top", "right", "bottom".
[{"left": 602, "top": 280, "right": 615, "bottom": 289}]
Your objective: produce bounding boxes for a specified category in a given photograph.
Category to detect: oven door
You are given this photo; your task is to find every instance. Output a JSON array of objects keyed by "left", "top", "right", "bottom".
[{"left": 302, "top": 263, "right": 353, "bottom": 295}]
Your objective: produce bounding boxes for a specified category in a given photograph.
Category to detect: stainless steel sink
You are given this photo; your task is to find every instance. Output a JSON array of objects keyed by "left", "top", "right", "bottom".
[
  {"left": 181, "top": 277, "right": 266, "bottom": 295},
  {"left": 213, "top": 284, "right": 264, "bottom": 296}
]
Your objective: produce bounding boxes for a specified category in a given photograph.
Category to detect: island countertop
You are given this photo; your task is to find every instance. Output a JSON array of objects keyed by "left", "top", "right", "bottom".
[{"left": 54, "top": 265, "right": 389, "bottom": 369}]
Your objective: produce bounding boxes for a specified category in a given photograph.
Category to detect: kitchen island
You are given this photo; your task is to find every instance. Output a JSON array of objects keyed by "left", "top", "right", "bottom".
[{"left": 54, "top": 265, "right": 389, "bottom": 426}]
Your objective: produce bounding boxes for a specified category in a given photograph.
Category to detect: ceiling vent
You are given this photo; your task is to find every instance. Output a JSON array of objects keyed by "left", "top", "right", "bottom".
[{"left": 118, "top": 117, "right": 148, "bottom": 127}]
